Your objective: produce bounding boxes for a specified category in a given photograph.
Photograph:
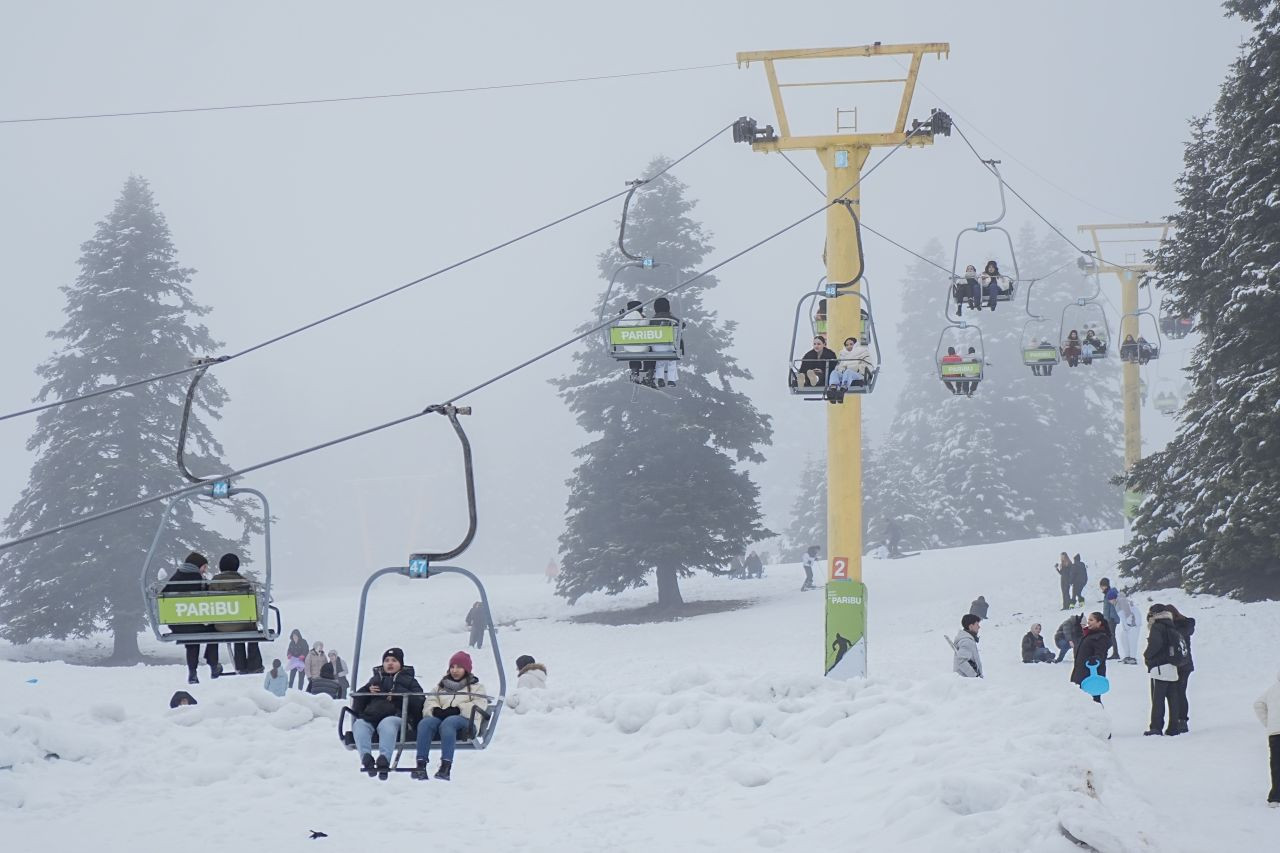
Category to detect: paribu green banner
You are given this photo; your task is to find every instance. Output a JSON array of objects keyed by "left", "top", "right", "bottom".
[
  {"left": 609, "top": 325, "right": 675, "bottom": 346},
  {"left": 940, "top": 361, "right": 981, "bottom": 378},
  {"left": 1022, "top": 347, "right": 1058, "bottom": 363},
  {"left": 1123, "top": 490, "right": 1144, "bottom": 521},
  {"left": 158, "top": 593, "right": 259, "bottom": 624},
  {"left": 825, "top": 581, "right": 867, "bottom": 679}
]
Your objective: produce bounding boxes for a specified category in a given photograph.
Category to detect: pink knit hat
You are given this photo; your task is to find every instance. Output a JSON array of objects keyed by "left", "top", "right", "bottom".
[{"left": 449, "top": 650, "right": 473, "bottom": 672}]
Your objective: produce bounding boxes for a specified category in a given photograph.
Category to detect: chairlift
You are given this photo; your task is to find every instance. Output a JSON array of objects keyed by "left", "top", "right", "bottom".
[
  {"left": 1059, "top": 271, "right": 1112, "bottom": 367},
  {"left": 1020, "top": 279, "right": 1059, "bottom": 376},
  {"left": 337, "top": 405, "right": 507, "bottom": 771},
  {"left": 1158, "top": 297, "right": 1195, "bottom": 340},
  {"left": 787, "top": 283, "right": 880, "bottom": 403},
  {"left": 1120, "top": 279, "right": 1162, "bottom": 364},
  {"left": 140, "top": 359, "right": 279, "bottom": 646},
  {"left": 936, "top": 323, "right": 985, "bottom": 397},
  {"left": 1153, "top": 383, "right": 1180, "bottom": 415},
  {"left": 949, "top": 161, "right": 1019, "bottom": 314}
]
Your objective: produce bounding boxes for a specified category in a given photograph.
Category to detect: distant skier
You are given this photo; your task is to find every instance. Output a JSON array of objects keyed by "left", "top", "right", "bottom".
[
  {"left": 969, "top": 596, "right": 989, "bottom": 619},
  {"left": 466, "top": 601, "right": 487, "bottom": 649},
  {"left": 801, "top": 546, "right": 819, "bottom": 591},
  {"left": 1055, "top": 552, "right": 1073, "bottom": 610},
  {"left": 886, "top": 520, "right": 903, "bottom": 558},
  {"left": 1069, "top": 554, "right": 1088, "bottom": 606},
  {"left": 1252, "top": 670, "right": 1280, "bottom": 807},
  {"left": 1053, "top": 613, "right": 1083, "bottom": 664},
  {"left": 544, "top": 558, "right": 560, "bottom": 584},
  {"left": 1071, "top": 612, "right": 1112, "bottom": 704},
  {"left": 953, "top": 615, "right": 983, "bottom": 678},
  {"left": 1021, "top": 623, "right": 1055, "bottom": 663},
  {"left": 745, "top": 550, "right": 764, "bottom": 579}
]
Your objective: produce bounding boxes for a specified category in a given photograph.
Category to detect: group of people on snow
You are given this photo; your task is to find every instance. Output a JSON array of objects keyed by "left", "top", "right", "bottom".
[
  {"left": 1055, "top": 552, "right": 1090, "bottom": 610},
  {"left": 349, "top": 647, "right": 547, "bottom": 781},
  {"left": 163, "top": 551, "right": 265, "bottom": 683},
  {"left": 951, "top": 261, "right": 1013, "bottom": 315},
  {"left": 615, "top": 298, "right": 683, "bottom": 388},
  {"left": 1061, "top": 325, "right": 1108, "bottom": 367}
]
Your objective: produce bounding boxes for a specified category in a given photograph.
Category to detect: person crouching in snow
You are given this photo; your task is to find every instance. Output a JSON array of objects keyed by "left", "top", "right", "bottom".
[
  {"left": 413, "top": 651, "right": 489, "bottom": 781},
  {"left": 352, "top": 647, "right": 424, "bottom": 780},
  {"left": 307, "top": 662, "right": 342, "bottom": 699},
  {"left": 1022, "top": 623, "right": 1055, "bottom": 663},
  {"left": 516, "top": 654, "right": 547, "bottom": 688},
  {"left": 954, "top": 614, "right": 983, "bottom": 678},
  {"left": 1253, "top": 670, "right": 1280, "bottom": 807}
]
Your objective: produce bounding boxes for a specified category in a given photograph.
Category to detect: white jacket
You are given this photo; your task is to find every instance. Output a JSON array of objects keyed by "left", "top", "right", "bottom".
[
  {"left": 1254, "top": 672, "right": 1280, "bottom": 736},
  {"left": 617, "top": 308, "right": 647, "bottom": 353},
  {"left": 517, "top": 662, "right": 548, "bottom": 689},
  {"left": 834, "top": 344, "right": 873, "bottom": 377},
  {"left": 953, "top": 630, "right": 983, "bottom": 678}
]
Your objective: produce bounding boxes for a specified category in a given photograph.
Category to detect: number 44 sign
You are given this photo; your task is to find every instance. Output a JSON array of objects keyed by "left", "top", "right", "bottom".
[{"left": 830, "top": 556, "right": 849, "bottom": 581}]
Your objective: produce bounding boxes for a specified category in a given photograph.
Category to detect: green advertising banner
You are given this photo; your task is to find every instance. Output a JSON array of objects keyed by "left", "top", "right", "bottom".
[
  {"left": 609, "top": 325, "right": 675, "bottom": 346},
  {"left": 158, "top": 593, "right": 259, "bottom": 624},
  {"left": 1123, "top": 490, "right": 1144, "bottom": 521},
  {"left": 825, "top": 580, "right": 867, "bottom": 679}
]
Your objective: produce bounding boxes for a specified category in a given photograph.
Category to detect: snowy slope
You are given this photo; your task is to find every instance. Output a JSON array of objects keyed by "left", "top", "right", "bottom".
[{"left": 2, "top": 529, "right": 1276, "bottom": 852}]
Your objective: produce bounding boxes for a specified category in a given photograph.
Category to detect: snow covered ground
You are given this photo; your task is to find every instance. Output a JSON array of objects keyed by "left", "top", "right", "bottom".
[{"left": 2, "top": 529, "right": 1276, "bottom": 852}]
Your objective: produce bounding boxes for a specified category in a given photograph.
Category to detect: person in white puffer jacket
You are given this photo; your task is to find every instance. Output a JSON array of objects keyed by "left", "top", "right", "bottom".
[
  {"left": 515, "top": 654, "right": 548, "bottom": 689},
  {"left": 1253, "top": 671, "right": 1280, "bottom": 807}
]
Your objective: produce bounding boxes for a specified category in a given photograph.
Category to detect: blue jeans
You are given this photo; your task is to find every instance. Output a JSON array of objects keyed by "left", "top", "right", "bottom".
[
  {"left": 416, "top": 714, "right": 471, "bottom": 763},
  {"left": 354, "top": 716, "right": 402, "bottom": 762},
  {"left": 1054, "top": 637, "right": 1071, "bottom": 663}
]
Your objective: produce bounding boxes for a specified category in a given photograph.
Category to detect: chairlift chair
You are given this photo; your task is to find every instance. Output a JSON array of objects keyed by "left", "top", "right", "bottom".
[
  {"left": 336, "top": 406, "right": 506, "bottom": 772},
  {"left": 936, "top": 323, "right": 985, "bottom": 396},
  {"left": 950, "top": 161, "right": 1020, "bottom": 309},
  {"left": 141, "top": 361, "right": 279, "bottom": 646},
  {"left": 788, "top": 285, "right": 880, "bottom": 402},
  {"left": 1059, "top": 299, "right": 1112, "bottom": 365},
  {"left": 1021, "top": 318, "right": 1059, "bottom": 374}
]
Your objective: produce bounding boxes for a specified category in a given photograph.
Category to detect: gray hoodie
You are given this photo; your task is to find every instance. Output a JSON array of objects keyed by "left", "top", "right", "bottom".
[{"left": 953, "top": 629, "right": 983, "bottom": 678}]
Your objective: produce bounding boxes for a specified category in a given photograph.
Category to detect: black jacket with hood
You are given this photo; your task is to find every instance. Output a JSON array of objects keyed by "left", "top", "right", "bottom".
[
  {"left": 1144, "top": 612, "right": 1181, "bottom": 670},
  {"left": 352, "top": 665, "right": 425, "bottom": 727},
  {"left": 1071, "top": 624, "right": 1111, "bottom": 685}
]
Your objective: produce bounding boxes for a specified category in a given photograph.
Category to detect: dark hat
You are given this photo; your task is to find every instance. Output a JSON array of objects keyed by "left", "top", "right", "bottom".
[
  {"left": 626, "top": 300, "right": 642, "bottom": 309},
  {"left": 654, "top": 297, "right": 671, "bottom": 313},
  {"left": 806, "top": 546, "right": 820, "bottom": 556},
  {"left": 319, "top": 662, "right": 334, "bottom": 679},
  {"left": 515, "top": 655, "right": 535, "bottom": 670},
  {"left": 382, "top": 647, "right": 405, "bottom": 666},
  {"left": 962, "top": 614, "right": 982, "bottom": 629},
  {"left": 184, "top": 552, "right": 208, "bottom": 569},
  {"left": 218, "top": 553, "right": 240, "bottom": 573},
  {"left": 169, "top": 690, "right": 197, "bottom": 709}
]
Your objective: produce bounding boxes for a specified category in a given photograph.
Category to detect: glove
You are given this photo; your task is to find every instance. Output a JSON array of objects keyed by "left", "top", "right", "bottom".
[
  {"left": 442, "top": 706, "right": 462, "bottom": 718},
  {"left": 431, "top": 707, "right": 447, "bottom": 719}
]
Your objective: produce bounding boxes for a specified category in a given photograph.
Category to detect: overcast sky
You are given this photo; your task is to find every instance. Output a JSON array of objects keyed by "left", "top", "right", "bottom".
[{"left": 0, "top": 2, "right": 1248, "bottom": 593}]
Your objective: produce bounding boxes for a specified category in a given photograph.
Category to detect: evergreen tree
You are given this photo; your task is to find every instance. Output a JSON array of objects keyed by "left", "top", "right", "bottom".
[
  {"left": 554, "top": 162, "right": 773, "bottom": 607},
  {"left": 1122, "top": 0, "right": 1280, "bottom": 599},
  {"left": 781, "top": 455, "right": 826, "bottom": 562},
  {"left": 0, "top": 176, "right": 251, "bottom": 661}
]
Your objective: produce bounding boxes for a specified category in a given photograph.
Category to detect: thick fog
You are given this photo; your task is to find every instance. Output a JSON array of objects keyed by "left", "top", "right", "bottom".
[{"left": 0, "top": 2, "right": 1247, "bottom": 594}]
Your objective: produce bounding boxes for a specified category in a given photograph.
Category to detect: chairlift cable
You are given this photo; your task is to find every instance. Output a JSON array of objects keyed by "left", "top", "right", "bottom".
[{"left": 0, "top": 123, "right": 734, "bottom": 425}]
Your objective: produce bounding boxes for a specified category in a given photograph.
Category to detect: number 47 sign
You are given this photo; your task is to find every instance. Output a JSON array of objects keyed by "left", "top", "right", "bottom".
[{"left": 830, "top": 556, "right": 849, "bottom": 581}]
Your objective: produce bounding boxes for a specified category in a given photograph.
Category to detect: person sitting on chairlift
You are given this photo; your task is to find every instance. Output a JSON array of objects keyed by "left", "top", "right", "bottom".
[
  {"left": 413, "top": 651, "right": 489, "bottom": 782},
  {"left": 795, "top": 335, "right": 837, "bottom": 388},
  {"left": 1082, "top": 328, "right": 1104, "bottom": 365},
  {"left": 617, "top": 300, "right": 655, "bottom": 386},
  {"left": 962, "top": 346, "right": 981, "bottom": 396},
  {"left": 352, "top": 647, "right": 424, "bottom": 781},
  {"left": 1031, "top": 338, "right": 1055, "bottom": 377},
  {"left": 1120, "top": 334, "right": 1138, "bottom": 363},
  {"left": 210, "top": 553, "right": 264, "bottom": 674},
  {"left": 649, "top": 297, "right": 683, "bottom": 388},
  {"left": 979, "top": 260, "right": 1010, "bottom": 310},
  {"left": 165, "top": 551, "right": 222, "bottom": 684},
  {"left": 1137, "top": 336, "right": 1156, "bottom": 364},
  {"left": 1062, "top": 329, "right": 1082, "bottom": 368},
  {"left": 941, "top": 346, "right": 964, "bottom": 395}
]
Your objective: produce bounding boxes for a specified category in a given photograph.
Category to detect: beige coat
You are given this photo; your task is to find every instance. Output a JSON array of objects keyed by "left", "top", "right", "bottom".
[{"left": 430, "top": 677, "right": 489, "bottom": 724}]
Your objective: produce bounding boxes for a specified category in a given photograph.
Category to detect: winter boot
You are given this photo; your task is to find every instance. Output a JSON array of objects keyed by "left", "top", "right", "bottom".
[
  {"left": 1143, "top": 729, "right": 1162, "bottom": 736},
  {"left": 210, "top": 663, "right": 223, "bottom": 679},
  {"left": 376, "top": 755, "right": 390, "bottom": 780},
  {"left": 434, "top": 759, "right": 452, "bottom": 781},
  {"left": 411, "top": 758, "right": 429, "bottom": 781},
  {"left": 656, "top": 378, "right": 667, "bottom": 388},
  {"left": 187, "top": 670, "right": 199, "bottom": 685},
  {"left": 361, "top": 754, "right": 376, "bottom": 777}
]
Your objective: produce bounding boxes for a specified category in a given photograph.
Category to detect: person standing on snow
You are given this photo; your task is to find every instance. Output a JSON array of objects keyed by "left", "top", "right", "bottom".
[
  {"left": 953, "top": 614, "right": 983, "bottom": 678},
  {"left": 1053, "top": 614, "right": 1083, "bottom": 664},
  {"left": 263, "top": 659, "right": 288, "bottom": 697},
  {"left": 1099, "top": 579, "right": 1122, "bottom": 660},
  {"left": 515, "top": 654, "right": 547, "bottom": 689},
  {"left": 969, "top": 596, "right": 989, "bottom": 619},
  {"left": 1144, "top": 605, "right": 1187, "bottom": 736},
  {"left": 465, "top": 601, "right": 487, "bottom": 649},
  {"left": 1071, "top": 612, "right": 1112, "bottom": 704},
  {"left": 304, "top": 641, "right": 327, "bottom": 691},
  {"left": 801, "top": 546, "right": 819, "bottom": 591},
  {"left": 1165, "top": 603, "right": 1197, "bottom": 734},
  {"left": 1022, "top": 623, "right": 1055, "bottom": 663},
  {"left": 886, "top": 519, "right": 903, "bottom": 557},
  {"left": 1055, "top": 552, "right": 1073, "bottom": 610},
  {"left": 1252, "top": 671, "right": 1280, "bottom": 807},
  {"left": 286, "top": 629, "right": 308, "bottom": 690},
  {"left": 1115, "top": 591, "right": 1140, "bottom": 664},
  {"left": 1069, "top": 554, "right": 1088, "bottom": 606}
]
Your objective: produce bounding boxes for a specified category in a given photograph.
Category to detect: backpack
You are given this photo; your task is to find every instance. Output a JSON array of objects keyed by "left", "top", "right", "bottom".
[{"left": 1166, "top": 629, "right": 1190, "bottom": 667}]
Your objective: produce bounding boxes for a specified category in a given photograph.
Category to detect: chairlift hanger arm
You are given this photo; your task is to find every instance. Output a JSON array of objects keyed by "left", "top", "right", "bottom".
[
  {"left": 617, "top": 180, "right": 648, "bottom": 262},
  {"left": 418, "top": 404, "right": 477, "bottom": 562},
  {"left": 176, "top": 357, "right": 231, "bottom": 484}
]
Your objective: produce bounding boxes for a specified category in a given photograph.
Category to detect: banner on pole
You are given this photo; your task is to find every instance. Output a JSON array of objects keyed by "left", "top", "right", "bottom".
[{"left": 825, "top": 580, "right": 867, "bottom": 679}]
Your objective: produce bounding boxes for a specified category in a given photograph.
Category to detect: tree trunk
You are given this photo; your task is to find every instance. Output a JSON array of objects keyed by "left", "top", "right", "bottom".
[
  {"left": 655, "top": 562, "right": 684, "bottom": 609},
  {"left": 107, "top": 617, "right": 142, "bottom": 665}
]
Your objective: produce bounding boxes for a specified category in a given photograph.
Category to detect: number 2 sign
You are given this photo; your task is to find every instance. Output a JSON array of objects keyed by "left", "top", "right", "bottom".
[{"left": 830, "top": 556, "right": 849, "bottom": 580}]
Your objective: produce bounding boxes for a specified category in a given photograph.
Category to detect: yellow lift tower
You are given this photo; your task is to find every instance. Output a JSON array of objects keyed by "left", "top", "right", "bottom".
[
  {"left": 735, "top": 43, "right": 949, "bottom": 678},
  {"left": 1077, "top": 222, "right": 1170, "bottom": 532}
]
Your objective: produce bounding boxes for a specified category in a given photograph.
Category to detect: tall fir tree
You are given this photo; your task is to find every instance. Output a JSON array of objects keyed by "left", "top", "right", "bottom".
[
  {"left": 1122, "top": 0, "right": 1280, "bottom": 600},
  {"left": 0, "top": 176, "right": 251, "bottom": 661},
  {"left": 781, "top": 456, "right": 826, "bottom": 562},
  {"left": 554, "top": 161, "right": 773, "bottom": 607}
]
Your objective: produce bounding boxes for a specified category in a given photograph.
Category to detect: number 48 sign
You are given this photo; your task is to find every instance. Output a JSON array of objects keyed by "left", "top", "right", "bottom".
[{"left": 830, "top": 556, "right": 849, "bottom": 581}]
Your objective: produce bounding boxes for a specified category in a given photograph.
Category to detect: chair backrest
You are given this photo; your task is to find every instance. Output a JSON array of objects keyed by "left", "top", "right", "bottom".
[
  {"left": 156, "top": 589, "right": 260, "bottom": 625},
  {"left": 940, "top": 361, "right": 982, "bottom": 378}
]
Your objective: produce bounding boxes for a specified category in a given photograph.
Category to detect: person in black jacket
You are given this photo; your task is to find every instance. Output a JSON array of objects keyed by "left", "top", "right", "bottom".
[
  {"left": 795, "top": 336, "right": 837, "bottom": 388},
  {"left": 210, "top": 553, "right": 263, "bottom": 674},
  {"left": 1165, "top": 604, "right": 1196, "bottom": 734},
  {"left": 1053, "top": 614, "right": 1083, "bottom": 663},
  {"left": 1144, "top": 605, "right": 1185, "bottom": 736},
  {"left": 1022, "top": 623, "right": 1055, "bottom": 663},
  {"left": 969, "top": 596, "right": 990, "bottom": 619},
  {"left": 307, "top": 662, "right": 342, "bottom": 699},
  {"left": 163, "top": 552, "right": 221, "bottom": 684},
  {"left": 351, "top": 647, "right": 424, "bottom": 779},
  {"left": 1055, "top": 552, "right": 1073, "bottom": 610},
  {"left": 1069, "top": 554, "right": 1088, "bottom": 606},
  {"left": 1071, "top": 612, "right": 1112, "bottom": 703}
]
